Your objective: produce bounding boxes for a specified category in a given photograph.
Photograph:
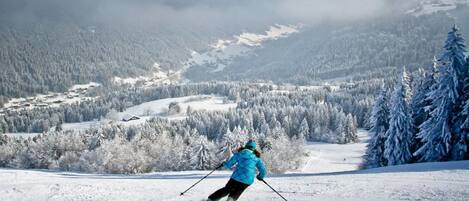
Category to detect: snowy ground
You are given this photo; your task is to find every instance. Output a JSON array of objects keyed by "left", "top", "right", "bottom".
[
  {"left": 184, "top": 24, "right": 299, "bottom": 73},
  {"left": 1, "top": 130, "right": 469, "bottom": 201},
  {"left": 61, "top": 95, "right": 236, "bottom": 131},
  {"left": 300, "top": 129, "right": 369, "bottom": 173}
]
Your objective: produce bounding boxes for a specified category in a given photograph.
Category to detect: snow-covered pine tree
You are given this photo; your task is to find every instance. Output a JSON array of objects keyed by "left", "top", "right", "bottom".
[
  {"left": 454, "top": 56, "right": 469, "bottom": 160},
  {"left": 217, "top": 128, "right": 237, "bottom": 160},
  {"left": 384, "top": 69, "right": 414, "bottom": 166},
  {"left": 461, "top": 57, "right": 469, "bottom": 159},
  {"left": 410, "top": 67, "right": 437, "bottom": 156},
  {"left": 415, "top": 27, "right": 462, "bottom": 161},
  {"left": 344, "top": 114, "right": 358, "bottom": 143},
  {"left": 297, "top": 118, "right": 309, "bottom": 142},
  {"left": 444, "top": 25, "right": 467, "bottom": 84},
  {"left": 446, "top": 25, "right": 468, "bottom": 160},
  {"left": 335, "top": 119, "right": 346, "bottom": 144},
  {"left": 365, "top": 88, "right": 390, "bottom": 168},
  {"left": 191, "top": 135, "right": 216, "bottom": 170},
  {"left": 411, "top": 69, "right": 429, "bottom": 129}
]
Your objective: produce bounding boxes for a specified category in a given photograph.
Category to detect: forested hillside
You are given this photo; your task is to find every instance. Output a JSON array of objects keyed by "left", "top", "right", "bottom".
[
  {"left": 186, "top": 7, "right": 469, "bottom": 84},
  {"left": 0, "top": 0, "right": 279, "bottom": 99}
]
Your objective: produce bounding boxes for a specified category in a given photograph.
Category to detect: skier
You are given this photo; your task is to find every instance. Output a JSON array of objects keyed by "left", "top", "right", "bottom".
[{"left": 207, "top": 140, "right": 267, "bottom": 201}]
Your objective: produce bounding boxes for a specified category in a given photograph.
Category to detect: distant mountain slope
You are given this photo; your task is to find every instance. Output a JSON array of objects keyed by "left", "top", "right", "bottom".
[
  {"left": 185, "top": 7, "right": 469, "bottom": 84},
  {"left": 0, "top": 0, "right": 278, "bottom": 99}
]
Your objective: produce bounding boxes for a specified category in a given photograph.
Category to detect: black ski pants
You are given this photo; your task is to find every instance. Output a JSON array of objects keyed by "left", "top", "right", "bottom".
[{"left": 208, "top": 178, "right": 250, "bottom": 201}]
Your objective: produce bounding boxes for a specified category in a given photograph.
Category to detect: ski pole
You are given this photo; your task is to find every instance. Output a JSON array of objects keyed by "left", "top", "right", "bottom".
[
  {"left": 260, "top": 179, "right": 288, "bottom": 201},
  {"left": 180, "top": 163, "right": 225, "bottom": 196}
]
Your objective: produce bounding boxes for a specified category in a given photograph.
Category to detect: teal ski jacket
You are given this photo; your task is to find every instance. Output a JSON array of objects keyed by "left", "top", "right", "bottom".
[{"left": 224, "top": 149, "right": 267, "bottom": 185}]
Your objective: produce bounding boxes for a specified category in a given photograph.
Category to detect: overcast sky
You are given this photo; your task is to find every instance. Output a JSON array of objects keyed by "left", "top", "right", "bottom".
[{"left": 0, "top": 0, "right": 418, "bottom": 26}]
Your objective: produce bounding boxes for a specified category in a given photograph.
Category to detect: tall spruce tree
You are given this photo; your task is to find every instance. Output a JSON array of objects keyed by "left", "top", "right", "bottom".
[
  {"left": 344, "top": 114, "right": 358, "bottom": 143},
  {"left": 415, "top": 26, "right": 463, "bottom": 161},
  {"left": 410, "top": 66, "right": 437, "bottom": 156},
  {"left": 384, "top": 69, "right": 414, "bottom": 166},
  {"left": 454, "top": 56, "right": 469, "bottom": 160},
  {"left": 297, "top": 118, "right": 309, "bottom": 142},
  {"left": 365, "top": 88, "right": 390, "bottom": 168},
  {"left": 447, "top": 25, "right": 468, "bottom": 160}
]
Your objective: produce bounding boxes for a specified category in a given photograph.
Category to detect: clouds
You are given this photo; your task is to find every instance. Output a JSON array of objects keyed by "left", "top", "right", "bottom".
[{"left": 0, "top": 0, "right": 410, "bottom": 26}]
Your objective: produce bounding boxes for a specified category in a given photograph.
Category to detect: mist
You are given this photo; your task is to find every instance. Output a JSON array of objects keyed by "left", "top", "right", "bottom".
[{"left": 0, "top": 0, "right": 410, "bottom": 27}]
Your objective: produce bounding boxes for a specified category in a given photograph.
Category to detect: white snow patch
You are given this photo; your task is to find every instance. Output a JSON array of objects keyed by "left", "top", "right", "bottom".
[
  {"left": 61, "top": 95, "right": 237, "bottom": 131},
  {"left": 3, "top": 133, "right": 41, "bottom": 139},
  {"left": 236, "top": 24, "right": 299, "bottom": 47},
  {"left": 112, "top": 63, "right": 178, "bottom": 87},
  {"left": 120, "top": 95, "right": 236, "bottom": 118},
  {"left": 183, "top": 24, "right": 300, "bottom": 73},
  {"left": 407, "top": 0, "right": 469, "bottom": 16}
]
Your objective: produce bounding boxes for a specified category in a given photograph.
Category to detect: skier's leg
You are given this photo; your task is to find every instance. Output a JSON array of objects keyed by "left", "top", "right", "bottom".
[
  {"left": 227, "top": 180, "right": 249, "bottom": 200},
  {"left": 208, "top": 179, "right": 237, "bottom": 201},
  {"left": 208, "top": 186, "right": 229, "bottom": 201}
]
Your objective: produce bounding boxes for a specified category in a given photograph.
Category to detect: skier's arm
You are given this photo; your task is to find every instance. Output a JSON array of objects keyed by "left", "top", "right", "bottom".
[
  {"left": 256, "top": 159, "right": 267, "bottom": 180},
  {"left": 223, "top": 153, "right": 238, "bottom": 169}
]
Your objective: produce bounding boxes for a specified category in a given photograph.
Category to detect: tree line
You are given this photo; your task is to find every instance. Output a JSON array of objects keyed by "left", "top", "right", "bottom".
[{"left": 0, "top": 81, "right": 370, "bottom": 173}]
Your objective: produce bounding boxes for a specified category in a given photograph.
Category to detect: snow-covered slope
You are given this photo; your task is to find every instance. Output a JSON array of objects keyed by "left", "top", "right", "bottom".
[
  {"left": 1, "top": 160, "right": 468, "bottom": 201},
  {"left": 300, "top": 129, "right": 369, "bottom": 173},
  {"left": 184, "top": 24, "right": 299, "bottom": 73},
  {"left": 1, "top": 130, "right": 468, "bottom": 201},
  {"left": 407, "top": 0, "right": 469, "bottom": 16}
]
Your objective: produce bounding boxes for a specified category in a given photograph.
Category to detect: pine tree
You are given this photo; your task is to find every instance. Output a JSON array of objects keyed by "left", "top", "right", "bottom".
[
  {"left": 384, "top": 69, "right": 414, "bottom": 165},
  {"left": 365, "top": 88, "right": 390, "bottom": 168},
  {"left": 217, "top": 128, "right": 237, "bottom": 159},
  {"left": 410, "top": 67, "right": 436, "bottom": 155},
  {"left": 415, "top": 44, "right": 460, "bottom": 162},
  {"left": 454, "top": 57, "right": 469, "bottom": 160},
  {"left": 444, "top": 25, "right": 467, "bottom": 84},
  {"left": 297, "top": 118, "right": 309, "bottom": 142},
  {"left": 411, "top": 69, "right": 431, "bottom": 129},
  {"left": 191, "top": 135, "right": 215, "bottom": 170},
  {"left": 344, "top": 114, "right": 358, "bottom": 143},
  {"left": 446, "top": 25, "right": 468, "bottom": 160}
]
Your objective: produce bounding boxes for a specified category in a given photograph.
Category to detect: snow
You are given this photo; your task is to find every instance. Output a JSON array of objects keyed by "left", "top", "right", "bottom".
[
  {"left": 119, "top": 95, "right": 236, "bottom": 118},
  {"left": 236, "top": 24, "right": 299, "bottom": 47},
  {"left": 407, "top": 0, "right": 469, "bottom": 16},
  {"left": 183, "top": 24, "right": 299, "bottom": 73},
  {"left": 61, "top": 95, "right": 237, "bottom": 131},
  {"left": 2, "top": 82, "right": 100, "bottom": 112},
  {"left": 300, "top": 129, "right": 369, "bottom": 173},
  {"left": 1, "top": 129, "right": 469, "bottom": 200},
  {"left": 113, "top": 63, "right": 177, "bottom": 87},
  {"left": 3, "top": 133, "right": 41, "bottom": 138},
  {"left": 62, "top": 121, "right": 103, "bottom": 131},
  {"left": 70, "top": 82, "right": 100, "bottom": 91}
]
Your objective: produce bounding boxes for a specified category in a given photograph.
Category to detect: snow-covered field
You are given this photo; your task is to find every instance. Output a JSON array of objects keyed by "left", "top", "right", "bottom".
[
  {"left": 1, "top": 130, "right": 469, "bottom": 201},
  {"left": 3, "top": 133, "right": 41, "bottom": 138},
  {"left": 62, "top": 95, "right": 237, "bottom": 131}
]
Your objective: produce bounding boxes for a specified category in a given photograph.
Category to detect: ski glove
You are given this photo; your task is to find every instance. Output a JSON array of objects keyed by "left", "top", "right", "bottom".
[{"left": 256, "top": 175, "right": 264, "bottom": 181}]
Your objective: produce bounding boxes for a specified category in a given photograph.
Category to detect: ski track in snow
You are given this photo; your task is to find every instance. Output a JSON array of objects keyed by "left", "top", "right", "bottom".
[{"left": 1, "top": 130, "right": 469, "bottom": 201}]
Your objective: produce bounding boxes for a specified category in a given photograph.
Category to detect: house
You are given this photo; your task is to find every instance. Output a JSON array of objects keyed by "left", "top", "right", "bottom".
[{"left": 122, "top": 114, "right": 141, "bottom": 122}]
